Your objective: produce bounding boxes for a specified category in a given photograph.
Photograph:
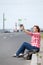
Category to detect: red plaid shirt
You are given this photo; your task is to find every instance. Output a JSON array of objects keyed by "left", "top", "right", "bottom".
[{"left": 29, "top": 32, "right": 41, "bottom": 48}]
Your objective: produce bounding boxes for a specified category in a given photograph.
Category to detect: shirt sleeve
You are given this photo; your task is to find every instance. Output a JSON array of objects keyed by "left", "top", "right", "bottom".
[{"left": 29, "top": 32, "right": 33, "bottom": 36}]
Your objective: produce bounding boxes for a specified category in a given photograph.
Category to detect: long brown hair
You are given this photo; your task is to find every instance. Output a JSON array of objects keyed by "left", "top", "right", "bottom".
[{"left": 34, "top": 25, "right": 40, "bottom": 32}]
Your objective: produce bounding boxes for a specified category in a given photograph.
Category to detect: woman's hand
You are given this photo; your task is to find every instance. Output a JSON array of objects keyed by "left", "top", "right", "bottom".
[
  {"left": 22, "top": 26, "right": 24, "bottom": 30},
  {"left": 21, "top": 26, "right": 30, "bottom": 34},
  {"left": 20, "top": 25, "right": 30, "bottom": 35},
  {"left": 20, "top": 24, "right": 24, "bottom": 31}
]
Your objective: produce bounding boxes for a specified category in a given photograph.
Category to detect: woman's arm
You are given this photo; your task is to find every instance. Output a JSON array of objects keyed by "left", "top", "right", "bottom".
[
  {"left": 23, "top": 29, "right": 30, "bottom": 35},
  {"left": 22, "top": 26, "right": 32, "bottom": 35}
]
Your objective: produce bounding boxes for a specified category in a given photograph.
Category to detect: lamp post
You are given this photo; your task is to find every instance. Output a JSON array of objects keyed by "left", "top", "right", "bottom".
[{"left": 3, "top": 13, "right": 6, "bottom": 32}]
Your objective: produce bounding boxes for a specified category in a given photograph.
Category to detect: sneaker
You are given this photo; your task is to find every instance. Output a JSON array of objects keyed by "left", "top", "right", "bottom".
[
  {"left": 19, "top": 53, "right": 24, "bottom": 57},
  {"left": 12, "top": 53, "right": 24, "bottom": 57},
  {"left": 12, "top": 54, "right": 18, "bottom": 57}
]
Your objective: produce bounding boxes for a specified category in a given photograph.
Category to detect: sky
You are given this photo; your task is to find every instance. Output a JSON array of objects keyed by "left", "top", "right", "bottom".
[{"left": 0, "top": 0, "right": 43, "bottom": 29}]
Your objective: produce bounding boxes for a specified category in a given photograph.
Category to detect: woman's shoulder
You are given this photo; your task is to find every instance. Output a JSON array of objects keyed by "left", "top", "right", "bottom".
[{"left": 33, "top": 32, "right": 40, "bottom": 35}]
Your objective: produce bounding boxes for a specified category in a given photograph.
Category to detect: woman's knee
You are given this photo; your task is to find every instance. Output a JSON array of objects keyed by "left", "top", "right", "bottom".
[
  {"left": 23, "top": 42, "right": 27, "bottom": 45},
  {"left": 21, "top": 42, "right": 26, "bottom": 47}
]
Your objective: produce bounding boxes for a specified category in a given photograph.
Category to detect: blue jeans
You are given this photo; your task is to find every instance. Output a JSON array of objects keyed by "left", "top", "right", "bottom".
[{"left": 16, "top": 42, "right": 40, "bottom": 56}]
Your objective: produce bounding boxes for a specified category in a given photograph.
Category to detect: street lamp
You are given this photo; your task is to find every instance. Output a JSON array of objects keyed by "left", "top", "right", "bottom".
[{"left": 3, "top": 13, "right": 6, "bottom": 32}]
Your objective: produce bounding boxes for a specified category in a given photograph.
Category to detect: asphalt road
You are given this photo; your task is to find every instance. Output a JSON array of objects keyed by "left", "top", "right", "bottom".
[{"left": 0, "top": 32, "right": 31, "bottom": 65}]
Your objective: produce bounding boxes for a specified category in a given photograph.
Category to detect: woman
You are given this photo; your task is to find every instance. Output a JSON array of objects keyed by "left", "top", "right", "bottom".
[{"left": 14, "top": 25, "right": 41, "bottom": 58}]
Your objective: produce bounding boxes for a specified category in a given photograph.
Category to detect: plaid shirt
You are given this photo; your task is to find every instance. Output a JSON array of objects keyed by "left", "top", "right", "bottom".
[{"left": 29, "top": 32, "right": 41, "bottom": 48}]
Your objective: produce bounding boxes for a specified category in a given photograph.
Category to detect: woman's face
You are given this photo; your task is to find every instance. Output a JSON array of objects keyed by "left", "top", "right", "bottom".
[{"left": 33, "top": 27, "right": 38, "bottom": 32}]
